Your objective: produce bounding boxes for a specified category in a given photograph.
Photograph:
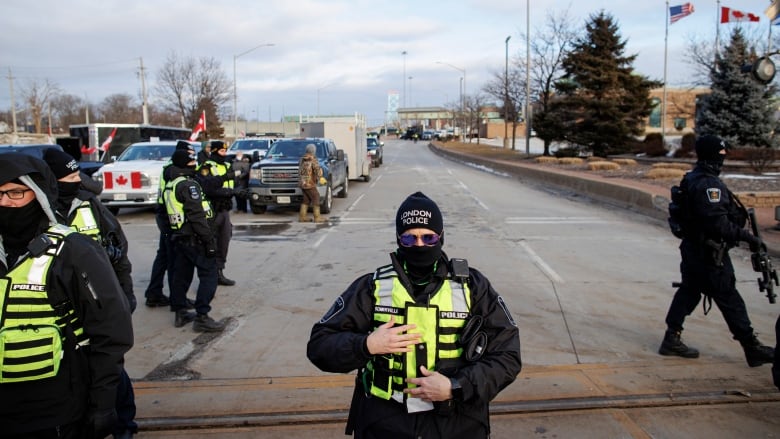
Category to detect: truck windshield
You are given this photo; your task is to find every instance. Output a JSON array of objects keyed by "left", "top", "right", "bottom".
[{"left": 267, "top": 141, "right": 325, "bottom": 158}]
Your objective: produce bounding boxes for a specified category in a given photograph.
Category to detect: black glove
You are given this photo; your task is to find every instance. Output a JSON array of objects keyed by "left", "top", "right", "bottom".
[
  {"left": 205, "top": 238, "right": 217, "bottom": 258},
  {"left": 743, "top": 231, "right": 762, "bottom": 252},
  {"left": 85, "top": 408, "right": 117, "bottom": 439},
  {"left": 223, "top": 169, "right": 237, "bottom": 181},
  {"left": 127, "top": 294, "right": 137, "bottom": 314}
]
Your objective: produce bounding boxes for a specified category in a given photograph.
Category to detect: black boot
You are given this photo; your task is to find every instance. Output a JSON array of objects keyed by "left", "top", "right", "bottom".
[
  {"left": 659, "top": 329, "right": 700, "bottom": 358},
  {"left": 218, "top": 269, "right": 236, "bottom": 286},
  {"left": 740, "top": 334, "right": 775, "bottom": 367},
  {"left": 193, "top": 314, "right": 226, "bottom": 332},
  {"left": 174, "top": 310, "right": 196, "bottom": 328}
]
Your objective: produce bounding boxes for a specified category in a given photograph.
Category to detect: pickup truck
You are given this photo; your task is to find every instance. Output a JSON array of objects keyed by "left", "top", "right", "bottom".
[{"left": 247, "top": 138, "right": 348, "bottom": 214}]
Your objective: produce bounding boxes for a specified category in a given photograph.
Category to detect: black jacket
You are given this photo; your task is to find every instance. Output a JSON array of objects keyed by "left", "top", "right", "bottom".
[
  {"left": 0, "top": 153, "right": 133, "bottom": 434},
  {"left": 307, "top": 252, "right": 521, "bottom": 437},
  {"left": 57, "top": 189, "right": 136, "bottom": 312},
  {"left": 167, "top": 165, "right": 214, "bottom": 243}
]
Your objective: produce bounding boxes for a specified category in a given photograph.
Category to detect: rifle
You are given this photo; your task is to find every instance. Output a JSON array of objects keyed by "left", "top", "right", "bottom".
[{"left": 747, "top": 208, "right": 778, "bottom": 304}]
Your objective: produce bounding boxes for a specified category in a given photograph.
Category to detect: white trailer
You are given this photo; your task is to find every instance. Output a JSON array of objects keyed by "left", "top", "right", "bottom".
[{"left": 300, "top": 114, "right": 370, "bottom": 181}]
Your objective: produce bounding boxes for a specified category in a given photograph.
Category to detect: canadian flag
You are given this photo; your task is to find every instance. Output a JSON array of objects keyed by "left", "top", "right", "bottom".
[
  {"left": 189, "top": 110, "right": 206, "bottom": 141},
  {"left": 721, "top": 6, "right": 760, "bottom": 23},
  {"left": 100, "top": 127, "right": 118, "bottom": 152}
]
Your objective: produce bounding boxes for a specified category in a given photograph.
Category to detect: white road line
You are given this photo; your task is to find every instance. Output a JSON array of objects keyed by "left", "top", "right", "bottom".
[
  {"left": 345, "top": 193, "right": 365, "bottom": 215},
  {"left": 456, "top": 180, "right": 489, "bottom": 211},
  {"left": 369, "top": 174, "right": 382, "bottom": 188},
  {"left": 518, "top": 241, "right": 565, "bottom": 284},
  {"left": 506, "top": 217, "right": 608, "bottom": 224}
]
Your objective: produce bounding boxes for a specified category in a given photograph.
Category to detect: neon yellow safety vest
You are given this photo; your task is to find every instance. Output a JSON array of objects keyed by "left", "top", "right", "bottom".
[
  {"left": 156, "top": 161, "right": 172, "bottom": 205},
  {"left": 366, "top": 265, "right": 470, "bottom": 402},
  {"left": 0, "top": 224, "right": 88, "bottom": 383},
  {"left": 200, "top": 160, "right": 233, "bottom": 189},
  {"left": 163, "top": 176, "right": 213, "bottom": 230},
  {"left": 67, "top": 199, "right": 101, "bottom": 242}
]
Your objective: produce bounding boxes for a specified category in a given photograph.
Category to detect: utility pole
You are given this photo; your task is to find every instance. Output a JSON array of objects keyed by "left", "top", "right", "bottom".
[
  {"left": 139, "top": 57, "right": 149, "bottom": 125},
  {"left": 7, "top": 68, "right": 17, "bottom": 134},
  {"left": 525, "top": 0, "right": 531, "bottom": 155},
  {"left": 504, "top": 35, "right": 511, "bottom": 149}
]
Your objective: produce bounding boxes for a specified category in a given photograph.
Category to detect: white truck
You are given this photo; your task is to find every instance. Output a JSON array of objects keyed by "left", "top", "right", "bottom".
[{"left": 300, "top": 115, "right": 371, "bottom": 181}]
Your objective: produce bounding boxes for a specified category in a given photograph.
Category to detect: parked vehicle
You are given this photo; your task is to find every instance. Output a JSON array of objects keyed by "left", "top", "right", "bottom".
[
  {"left": 0, "top": 142, "right": 103, "bottom": 176},
  {"left": 300, "top": 116, "right": 370, "bottom": 181},
  {"left": 226, "top": 137, "right": 280, "bottom": 163},
  {"left": 367, "top": 137, "right": 383, "bottom": 167},
  {"left": 247, "top": 138, "right": 348, "bottom": 214},
  {"left": 69, "top": 123, "right": 191, "bottom": 163},
  {"left": 91, "top": 140, "right": 199, "bottom": 214}
]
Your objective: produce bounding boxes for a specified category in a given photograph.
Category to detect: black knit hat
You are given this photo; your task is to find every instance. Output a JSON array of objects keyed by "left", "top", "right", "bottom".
[
  {"left": 175, "top": 140, "right": 193, "bottom": 151},
  {"left": 211, "top": 140, "right": 227, "bottom": 152},
  {"left": 42, "top": 148, "right": 80, "bottom": 180},
  {"left": 171, "top": 149, "right": 196, "bottom": 168},
  {"left": 695, "top": 135, "right": 727, "bottom": 161},
  {"left": 396, "top": 191, "right": 443, "bottom": 235}
]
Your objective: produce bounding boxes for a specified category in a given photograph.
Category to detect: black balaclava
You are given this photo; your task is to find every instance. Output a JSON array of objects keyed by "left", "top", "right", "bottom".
[
  {"left": 695, "top": 134, "right": 727, "bottom": 175},
  {"left": 42, "top": 148, "right": 81, "bottom": 203},
  {"left": 210, "top": 141, "right": 227, "bottom": 164},
  {"left": 395, "top": 192, "right": 444, "bottom": 277},
  {"left": 171, "top": 149, "right": 197, "bottom": 169}
]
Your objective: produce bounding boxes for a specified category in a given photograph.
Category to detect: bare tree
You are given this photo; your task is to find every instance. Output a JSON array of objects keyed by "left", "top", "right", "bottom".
[
  {"left": 482, "top": 64, "right": 524, "bottom": 150},
  {"left": 154, "top": 51, "right": 231, "bottom": 130},
  {"left": 96, "top": 93, "right": 140, "bottom": 124},
  {"left": 19, "top": 78, "right": 60, "bottom": 134},
  {"left": 464, "top": 92, "right": 488, "bottom": 144},
  {"left": 527, "top": 8, "right": 579, "bottom": 155},
  {"left": 50, "top": 93, "right": 87, "bottom": 133},
  {"left": 684, "top": 27, "right": 777, "bottom": 87}
]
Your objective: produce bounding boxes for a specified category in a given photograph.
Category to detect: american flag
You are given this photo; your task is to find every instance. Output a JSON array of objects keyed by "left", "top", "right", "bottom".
[{"left": 670, "top": 3, "right": 695, "bottom": 24}]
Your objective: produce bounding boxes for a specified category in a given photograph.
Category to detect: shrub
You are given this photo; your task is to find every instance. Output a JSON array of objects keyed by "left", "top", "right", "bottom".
[
  {"left": 612, "top": 158, "right": 638, "bottom": 166},
  {"left": 674, "top": 133, "right": 696, "bottom": 158},
  {"left": 558, "top": 157, "right": 584, "bottom": 165},
  {"left": 651, "top": 162, "right": 691, "bottom": 170},
  {"left": 740, "top": 147, "right": 776, "bottom": 173},
  {"left": 587, "top": 161, "right": 620, "bottom": 171},
  {"left": 535, "top": 156, "right": 558, "bottom": 164},
  {"left": 645, "top": 168, "right": 686, "bottom": 179},
  {"left": 641, "top": 133, "right": 667, "bottom": 157}
]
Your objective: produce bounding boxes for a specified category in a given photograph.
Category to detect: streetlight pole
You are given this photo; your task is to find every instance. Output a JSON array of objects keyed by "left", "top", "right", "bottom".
[
  {"left": 504, "top": 35, "right": 511, "bottom": 149},
  {"left": 402, "top": 51, "right": 408, "bottom": 109},
  {"left": 525, "top": 0, "right": 531, "bottom": 155},
  {"left": 436, "top": 61, "right": 466, "bottom": 142},
  {"left": 233, "top": 43, "right": 275, "bottom": 139}
]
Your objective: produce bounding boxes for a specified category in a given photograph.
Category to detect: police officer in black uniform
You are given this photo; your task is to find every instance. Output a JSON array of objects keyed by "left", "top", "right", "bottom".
[
  {"left": 197, "top": 140, "right": 240, "bottom": 286},
  {"left": 660, "top": 135, "right": 774, "bottom": 367},
  {"left": 42, "top": 148, "right": 139, "bottom": 438},
  {"left": 0, "top": 153, "right": 133, "bottom": 438},
  {"left": 307, "top": 192, "right": 521, "bottom": 439},
  {"left": 164, "top": 149, "right": 225, "bottom": 333}
]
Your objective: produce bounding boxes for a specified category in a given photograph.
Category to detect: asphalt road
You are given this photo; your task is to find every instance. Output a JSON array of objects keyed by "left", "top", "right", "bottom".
[{"left": 117, "top": 138, "right": 779, "bottom": 437}]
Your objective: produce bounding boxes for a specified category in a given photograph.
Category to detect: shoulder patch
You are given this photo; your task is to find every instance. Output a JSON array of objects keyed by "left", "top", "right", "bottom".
[
  {"left": 319, "top": 296, "right": 345, "bottom": 324},
  {"left": 706, "top": 188, "right": 721, "bottom": 203},
  {"left": 188, "top": 185, "right": 201, "bottom": 200}
]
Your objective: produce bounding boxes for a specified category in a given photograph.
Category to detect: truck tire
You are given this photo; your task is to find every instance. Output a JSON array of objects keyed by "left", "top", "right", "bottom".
[
  {"left": 250, "top": 204, "right": 267, "bottom": 214},
  {"left": 321, "top": 183, "right": 333, "bottom": 214},
  {"left": 337, "top": 177, "right": 348, "bottom": 198}
]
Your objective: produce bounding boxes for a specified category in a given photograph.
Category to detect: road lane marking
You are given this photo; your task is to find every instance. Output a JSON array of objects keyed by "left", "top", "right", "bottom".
[
  {"left": 518, "top": 241, "right": 564, "bottom": 284},
  {"left": 506, "top": 217, "right": 608, "bottom": 224}
]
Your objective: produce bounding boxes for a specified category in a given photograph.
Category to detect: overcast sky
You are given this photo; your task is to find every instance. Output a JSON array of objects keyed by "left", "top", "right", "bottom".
[{"left": 1, "top": 0, "right": 776, "bottom": 128}]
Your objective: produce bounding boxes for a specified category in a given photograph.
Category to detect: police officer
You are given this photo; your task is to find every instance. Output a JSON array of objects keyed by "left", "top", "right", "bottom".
[
  {"left": 164, "top": 149, "right": 225, "bottom": 332},
  {"left": 660, "top": 135, "right": 774, "bottom": 367},
  {"left": 307, "top": 192, "right": 521, "bottom": 439},
  {"left": 144, "top": 140, "right": 195, "bottom": 308},
  {"left": 198, "top": 140, "right": 239, "bottom": 286},
  {"left": 0, "top": 153, "right": 133, "bottom": 438},
  {"left": 42, "top": 148, "right": 139, "bottom": 437}
]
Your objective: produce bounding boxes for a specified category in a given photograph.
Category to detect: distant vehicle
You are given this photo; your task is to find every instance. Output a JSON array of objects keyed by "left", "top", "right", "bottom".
[
  {"left": 247, "top": 138, "right": 348, "bottom": 214},
  {"left": 69, "top": 123, "right": 191, "bottom": 163},
  {"left": 91, "top": 140, "right": 200, "bottom": 214},
  {"left": 366, "top": 137, "right": 383, "bottom": 167},
  {"left": 226, "top": 137, "right": 279, "bottom": 163},
  {"left": 421, "top": 130, "right": 436, "bottom": 140}
]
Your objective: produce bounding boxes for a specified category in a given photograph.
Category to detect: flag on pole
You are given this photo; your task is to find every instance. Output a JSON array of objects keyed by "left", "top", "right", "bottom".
[
  {"left": 721, "top": 6, "right": 760, "bottom": 23},
  {"left": 670, "top": 3, "right": 695, "bottom": 24},
  {"left": 189, "top": 110, "right": 206, "bottom": 141},
  {"left": 100, "top": 127, "right": 118, "bottom": 152}
]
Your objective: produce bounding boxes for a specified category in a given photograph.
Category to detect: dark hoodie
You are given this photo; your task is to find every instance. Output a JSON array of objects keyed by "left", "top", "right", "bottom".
[{"left": 0, "top": 153, "right": 133, "bottom": 435}]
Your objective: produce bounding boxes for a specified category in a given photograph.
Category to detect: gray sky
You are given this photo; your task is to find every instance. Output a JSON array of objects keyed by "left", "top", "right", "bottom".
[{"left": 1, "top": 0, "right": 775, "bottom": 128}]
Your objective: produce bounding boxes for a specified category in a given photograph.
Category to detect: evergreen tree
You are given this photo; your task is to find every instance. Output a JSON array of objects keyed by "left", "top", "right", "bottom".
[
  {"left": 552, "top": 11, "right": 660, "bottom": 157},
  {"left": 697, "top": 28, "right": 776, "bottom": 148}
]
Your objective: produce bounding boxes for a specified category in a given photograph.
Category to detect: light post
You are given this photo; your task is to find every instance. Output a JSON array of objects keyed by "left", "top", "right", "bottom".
[
  {"left": 525, "top": 0, "right": 531, "bottom": 155},
  {"left": 436, "top": 61, "right": 466, "bottom": 142},
  {"left": 402, "top": 50, "right": 408, "bottom": 108},
  {"left": 504, "top": 35, "right": 511, "bottom": 149},
  {"left": 233, "top": 43, "right": 274, "bottom": 138}
]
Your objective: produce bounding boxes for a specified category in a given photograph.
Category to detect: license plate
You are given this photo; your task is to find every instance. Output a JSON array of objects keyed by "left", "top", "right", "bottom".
[
  {"left": 277, "top": 196, "right": 291, "bottom": 204},
  {"left": 114, "top": 193, "right": 127, "bottom": 201}
]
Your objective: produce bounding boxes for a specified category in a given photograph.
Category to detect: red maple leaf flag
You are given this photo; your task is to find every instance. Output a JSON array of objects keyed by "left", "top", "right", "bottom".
[
  {"left": 100, "top": 127, "right": 118, "bottom": 152},
  {"left": 721, "top": 6, "right": 760, "bottom": 23},
  {"left": 189, "top": 110, "right": 206, "bottom": 141}
]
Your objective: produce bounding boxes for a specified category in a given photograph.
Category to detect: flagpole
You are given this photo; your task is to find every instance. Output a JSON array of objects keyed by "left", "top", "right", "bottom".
[
  {"left": 663, "top": 1, "right": 669, "bottom": 148},
  {"left": 715, "top": 0, "right": 721, "bottom": 59}
]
